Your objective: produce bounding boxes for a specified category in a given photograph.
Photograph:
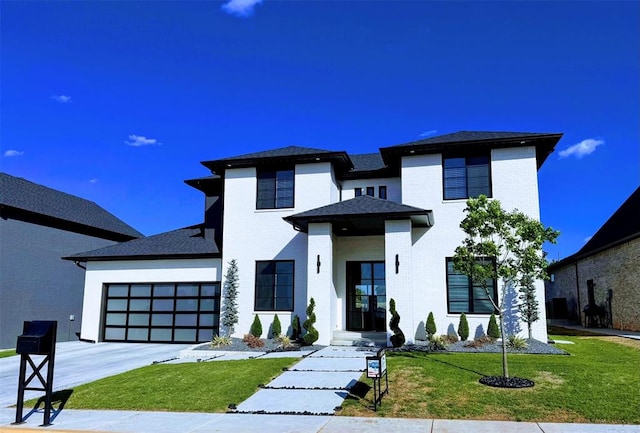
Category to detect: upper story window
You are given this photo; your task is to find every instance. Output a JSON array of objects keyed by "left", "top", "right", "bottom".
[
  {"left": 378, "top": 186, "right": 387, "bottom": 199},
  {"left": 443, "top": 155, "right": 491, "bottom": 200},
  {"left": 354, "top": 188, "right": 363, "bottom": 197},
  {"left": 366, "top": 186, "right": 375, "bottom": 197},
  {"left": 257, "top": 168, "right": 294, "bottom": 209}
]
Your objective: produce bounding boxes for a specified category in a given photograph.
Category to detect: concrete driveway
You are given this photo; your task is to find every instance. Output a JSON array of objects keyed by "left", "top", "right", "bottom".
[{"left": 0, "top": 341, "right": 190, "bottom": 408}]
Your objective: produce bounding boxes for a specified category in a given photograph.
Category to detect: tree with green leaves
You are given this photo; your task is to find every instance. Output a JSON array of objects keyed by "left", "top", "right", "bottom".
[
  {"left": 250, "top": 315, "right": 262, "bottom": 338},
  {"left": 426, "top": 312, "right": 437, "bottom": 339},
  {"left": 487, "top": 313, "right": 500, "bottom": 340},
  {"left": 220, "top": 259, "right": 239, "bottom": 337},
  {"left": 453, "top": 195, "right": 558, "bottom": 378},
  {"left": 270, "top": 314, "right": 282, "bottom": 339},
  {"left": 518, "top": 275, "right": 539, "bottom": 339}
]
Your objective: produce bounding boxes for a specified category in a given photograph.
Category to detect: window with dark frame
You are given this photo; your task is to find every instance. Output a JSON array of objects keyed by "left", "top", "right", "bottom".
[
  {"left": 366, "top": 186, "right": 375, "bottom": 197},
  {"left": 446, "top": 258, "right": 497, "bottom": 314},
  {"left": 443, "top": 155, "right": 491, "bottom": 200},
  {"left": 257, "top": 168, "right": 294, "bottom": 209},
  {"left": 354, "top": 187, "right": 363, "bottom": 197},
  {"left": 255, "top": 260, "right": 294, "bottom": 311},
  {"left": 378, "top": 185, "right": 387, "bottom": 199}
]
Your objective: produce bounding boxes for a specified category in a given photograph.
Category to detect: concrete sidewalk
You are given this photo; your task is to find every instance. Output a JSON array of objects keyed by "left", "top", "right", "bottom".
[{"left": 1, "top": 408, "right": 638, "bottom": 433}]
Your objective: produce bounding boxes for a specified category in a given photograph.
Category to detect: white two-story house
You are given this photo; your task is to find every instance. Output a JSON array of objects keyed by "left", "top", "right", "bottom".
[{"left": 68, "top": 131, "right": 562, "bottom": 345}]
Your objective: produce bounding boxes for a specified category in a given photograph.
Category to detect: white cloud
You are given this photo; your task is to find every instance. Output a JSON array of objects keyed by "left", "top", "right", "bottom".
[
  {"left": 419, "top": 129, "right": 438, "bottom": 137},
  {"left": 125, "top": 134, "right": 161, "bottom": 147},
  {"left": 221, "top": 0, "right": 262, "bottom": 17},
  {"left": 89, "top": 178, "right": 99, "bottom": 184},
  {"left": 3, "top": 149, "right": 24, "bottom": 157},
  {"left": 50, "top": 95, "right": 71, "bottom": 103},
  {"left": 558, "top": 138, "right": 604, "bottom": 159}
]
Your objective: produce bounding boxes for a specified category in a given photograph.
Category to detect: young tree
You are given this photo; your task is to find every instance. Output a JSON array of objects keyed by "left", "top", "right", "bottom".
[
  {"left": 518, "top": 275, "right": 539, "bottom": 339},
  {"left": 220, "top": 259, "right": 239, "bottom": 337},
  {"left": 453, "top": 195, "right": 558, "bottom": 378}
]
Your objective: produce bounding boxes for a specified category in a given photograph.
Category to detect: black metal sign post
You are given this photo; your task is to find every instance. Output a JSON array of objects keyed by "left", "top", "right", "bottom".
[
  {"left": 366, "top": 347, "right": 388, "bottom": 411},
  {"left": 14, "top": 320, "right": 57, "bottom": 427}
]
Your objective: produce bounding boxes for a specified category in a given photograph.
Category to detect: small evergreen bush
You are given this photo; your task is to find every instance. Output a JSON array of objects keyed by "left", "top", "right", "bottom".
[
  {"left": 457, "top": 313, "right": 469, "bottom": 341},
  {"left": 250, "top": 315, "right": 263, "bottom": 338},
  {"left": 243, "top": 334, "right": 264, "bottom": 348},
  {"left": 487, "top": 313, "right": 500, "bottom": 340},
  {"left": 291, "top": 315, "right": 301, "bottom": 340},
  {"left": 389, "top": 298, "right": 406, "bottom": 348},
  {"left": 302, "top": 298, "right": 319, "bottom": 346},
  {"left": 426, "top": 312, "right": 437, "bottom": 338},
  {"left": 270, "top": 314, "right": 282, "bottom": 339}
]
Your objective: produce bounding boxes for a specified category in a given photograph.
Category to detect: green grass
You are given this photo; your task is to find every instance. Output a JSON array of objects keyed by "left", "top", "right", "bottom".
[
  {"left": 0, "top": 349, "right": 17, "bottom": 358},
  {"left": 59, "top": 358, "right": 296, "bottom": 412},
  {"left": 340, "top": 336, "right": 640, "bottom": 424}
]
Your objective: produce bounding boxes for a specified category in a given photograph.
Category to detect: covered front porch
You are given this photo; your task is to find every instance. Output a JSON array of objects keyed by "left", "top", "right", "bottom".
[{"left": 284, "top": 195, "right": 433, "bottom": 345}]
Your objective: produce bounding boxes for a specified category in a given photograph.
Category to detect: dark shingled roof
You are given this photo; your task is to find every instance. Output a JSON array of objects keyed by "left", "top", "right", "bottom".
[
  {"left": 0, "top": 172, "right": 142, "bottom": 240},
  {"left": 550, "top": 186, "right": 640, "bottom": 268},
  {"left": 284, "top": 195, "right": 433, "bottom": 234},
  {"left": 380, "top": 130, "right": 563, "bottom": 169},
  {"left": 64, "top": 225, "right": 220, "bottom": 261},
  {"left": 349, "top": 153, "right": 386, "bottom": 172},
  {"left": 202, "top": 145, "right": 354, "bottom": 175}
]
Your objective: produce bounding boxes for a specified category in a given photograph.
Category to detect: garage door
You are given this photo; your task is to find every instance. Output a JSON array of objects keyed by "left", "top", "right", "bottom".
[{"left": 103, "top": 282, "right": 220, "bottom": 343}]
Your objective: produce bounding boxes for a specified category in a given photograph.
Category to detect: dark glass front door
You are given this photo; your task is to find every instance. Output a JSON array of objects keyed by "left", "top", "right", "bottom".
[{"left": 346, "top": 262, "right": 386, "bottom": 331}]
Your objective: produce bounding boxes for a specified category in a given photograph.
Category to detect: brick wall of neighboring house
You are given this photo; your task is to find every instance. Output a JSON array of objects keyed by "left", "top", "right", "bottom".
[
  {"left": 546, "top": 264, "right": 580, "bottom": 321},
  {"left": 548, "top": 238, "right": 640, "bottom": 331}
]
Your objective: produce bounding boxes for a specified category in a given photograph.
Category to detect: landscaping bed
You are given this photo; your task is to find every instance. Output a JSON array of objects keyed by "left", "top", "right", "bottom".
[
  {"left": 192, "top": 337, "right": 325, "bottom": 353},
  {"left": 390, "top": 338, "right": 568, "bottom": 355}
]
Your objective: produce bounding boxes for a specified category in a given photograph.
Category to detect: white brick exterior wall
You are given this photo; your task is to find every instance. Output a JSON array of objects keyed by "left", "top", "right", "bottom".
[{"left": 80, "top": 258, "right": 221, "bottom": 342}]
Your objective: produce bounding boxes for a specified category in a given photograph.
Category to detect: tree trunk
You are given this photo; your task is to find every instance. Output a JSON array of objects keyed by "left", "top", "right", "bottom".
[{"left": 499, "top": 312, "right": 509, "bottom": 378}]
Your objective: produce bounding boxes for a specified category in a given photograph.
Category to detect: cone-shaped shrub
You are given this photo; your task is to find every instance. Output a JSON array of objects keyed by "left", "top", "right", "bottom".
[
  {"left": 302, "top": 298, "right": 319, "bottom": 346},
  {"left": 270, "top": 314, "right": 282, "bottom": 339},
  {"left": 487, "top": 313, "right": 500, "bottom": 340},
  {"left": 389, "top": 298, "right": 406, "bottom": 348},
  {"left": 457, "top": 313, "right": 469, "bottom": 341},
  {"left": 291, "top": 315, "right": 301, "bottom": 340},
  {"left": 426, "top": 312, "right": 437, "bottom": 338},
  {"left": 250, "top": 314, "right": 262, "bottom": 338}
]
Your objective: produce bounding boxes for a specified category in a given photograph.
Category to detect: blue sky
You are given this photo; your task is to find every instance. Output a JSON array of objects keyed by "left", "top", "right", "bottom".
[{"left": 1, "top": 1, "right": 638, "bottom": 261}]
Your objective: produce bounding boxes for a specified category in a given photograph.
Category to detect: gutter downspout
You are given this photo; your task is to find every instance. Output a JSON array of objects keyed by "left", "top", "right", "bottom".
[{"left": 74, "top": 261, "right": 87, "bottom": 270}]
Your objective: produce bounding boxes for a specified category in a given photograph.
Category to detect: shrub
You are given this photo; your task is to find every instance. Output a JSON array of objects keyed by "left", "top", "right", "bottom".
[
  {"left": 278, "top": 335, "right": 293, "bottom": 349},
  {"left": 389, "top": 298, "right": 406, "bottom": 348},
  {"left": 291, "top": 315, "right": 301, "bottom": 341},
  {"left": 457, "top": 313, "right": 469, "bottom": 341},
  {"left": 250, "top": 315, "right": 263, "bottom": 338},
  {"left": 506, "top": 334, "right": 528, "bottom": 350},
  {"left": 442, "top": 333, "right": 458, "bottom": 344},
  {"left": 210, "top": 335, "right": 232, "bottom": 348},
  {"left": 220, "top": 259, "right": 239, "bottom": 336},
  {"left": 428, "top": 335, "right": 448, "bottom": 351},
  {"left": 426, "top": 312, "right": 437, "bottom": 338},
  {"left": 270, "top": 314, "right": 282, "bottom": 339},
  {"left": 243, "top": 334, "right": 264, "bottom": 348},
  {"left": 302, "top": 298, "right": 319, "bottom": 346},
  {"left": 463, "top": 335, "right": 493, "bottom": 348},
  {"left": 487, "top": 313, "right": 500, "bottom": 340}
]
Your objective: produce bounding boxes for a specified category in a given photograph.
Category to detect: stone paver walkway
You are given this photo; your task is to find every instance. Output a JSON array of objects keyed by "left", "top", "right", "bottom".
[{"left": 233, "top": 346, "right": 376, "bottom": 415}]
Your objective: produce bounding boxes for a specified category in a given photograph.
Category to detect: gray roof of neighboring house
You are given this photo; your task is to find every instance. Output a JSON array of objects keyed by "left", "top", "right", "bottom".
[
  {"left": 549, "top": 186, "right": 640, "bottom": 269},
  {"left": 0, "top": 172, "right": 142, "bottom": 240},
  {"left": 284, "top": 195, "right": 433, "bottom": 234},
  {"left": 391, "top": 131, "right": 556, "bottom": 146},
  {"left": 65, "top": 225, "right": 220, "bottom": 261},
  {"left": 349, "top": 153, "right": 386, "bottom": 172}
]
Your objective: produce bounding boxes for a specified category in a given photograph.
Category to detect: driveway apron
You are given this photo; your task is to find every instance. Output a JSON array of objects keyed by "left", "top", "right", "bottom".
[{"left": 233, "top": 346, "right": 376, "bottom": 415}]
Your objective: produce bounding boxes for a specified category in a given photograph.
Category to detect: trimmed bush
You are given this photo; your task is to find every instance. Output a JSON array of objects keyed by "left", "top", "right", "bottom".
[
  {"left": 457, "top": 313, "right": 469, "bottom": 341},
  {"left": 270, "top": 314, "right": 282, "bottom": 339},
  {"left": 426, "top": 312, "right": 437, "bottom": 338},
  {"left": 250, "top": 315, "right": 263, "bottom": 338},
  {"left": 487, "top": 313, "right": 500, "bottom": 340},
  {"left": 291, "top": 315, "right": 301, "bottom": 341},
  {"left": 389, "top": 298, "right": 406, "bottom": 348},
  {"left": 302, "top": 298, "right": 319, "bottom": 346}
]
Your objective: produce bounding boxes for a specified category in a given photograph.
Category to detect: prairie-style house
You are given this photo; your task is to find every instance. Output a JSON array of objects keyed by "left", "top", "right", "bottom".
[{"left": 68, "top": 131, "right": 563, "bottom": 345}]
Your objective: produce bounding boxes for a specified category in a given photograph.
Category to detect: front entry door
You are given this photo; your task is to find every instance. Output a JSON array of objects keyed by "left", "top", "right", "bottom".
[{"left": 346, "top": 262, "right": 386, "bottom": 331}]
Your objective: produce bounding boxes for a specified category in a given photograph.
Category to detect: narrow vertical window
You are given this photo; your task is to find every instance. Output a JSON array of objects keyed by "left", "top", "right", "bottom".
[
  {"left": 354, "top": 188, "right": 362, "bottom": 197},
  {"left": 378, "top": 186, "right": 387, "bottom": 199},
  {"left": 366, "top": 186, "right": 375, "bottom": 197}
]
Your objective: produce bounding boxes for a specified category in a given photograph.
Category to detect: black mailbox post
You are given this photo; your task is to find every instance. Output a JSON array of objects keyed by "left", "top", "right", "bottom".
[{"left": 14, "top": 320, "right": 57, "bottom": 426}]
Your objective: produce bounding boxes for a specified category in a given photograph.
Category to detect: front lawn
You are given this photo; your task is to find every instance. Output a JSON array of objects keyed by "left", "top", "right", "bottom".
[
  {"left": 0, "top": 349, "right": 17, "bottom": 359},
  {"left": 339, "top": 335, "right": 640, "bottom": 424},
  {"left": 59, "top": 358, "right": 296, "bottom": 412}
]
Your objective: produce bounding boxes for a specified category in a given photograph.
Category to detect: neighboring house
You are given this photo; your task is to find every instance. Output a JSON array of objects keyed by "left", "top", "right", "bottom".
[
  {"left": 546, "top": 187, "right": 640, "bottom": 331},
  {"left": 68, "top": 131, "right": 562, "bottom": 345},
  {"left": 0, "top": 173, "right": 143, "bottom": 349}
]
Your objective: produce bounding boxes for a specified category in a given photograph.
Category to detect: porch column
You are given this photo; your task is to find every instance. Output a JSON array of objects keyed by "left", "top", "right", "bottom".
[
  {"left": 307, "top": 222, "right": 334, "bottom": 346},
  {"left": 385, "top": 219, "right": 413, "bottom": 344}
]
